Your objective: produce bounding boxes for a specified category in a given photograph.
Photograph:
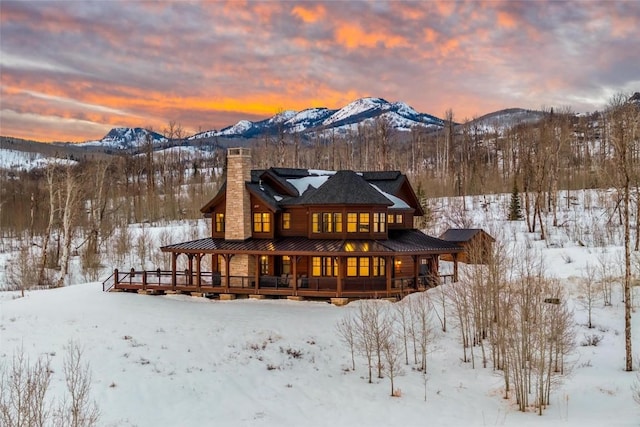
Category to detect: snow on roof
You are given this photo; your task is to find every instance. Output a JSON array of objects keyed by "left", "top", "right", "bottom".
[
  {"left": 370, "top": 184, "right": 410, "bottom": 209},
  {"left": 286, "top": 175, "right": 331, "bottom": 195}
]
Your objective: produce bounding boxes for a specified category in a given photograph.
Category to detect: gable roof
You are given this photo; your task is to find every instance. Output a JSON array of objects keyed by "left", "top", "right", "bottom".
[
  {"left": 200, "top": 166, "right": 420, "bottom": 213},
  {"left": 439, "top": 228, "right": 495, "bottom": 243},
  {"left": 294, "top": 170, "right": 393, "bottom": 206}
]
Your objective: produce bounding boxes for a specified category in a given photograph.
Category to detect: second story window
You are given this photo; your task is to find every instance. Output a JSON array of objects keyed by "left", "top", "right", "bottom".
[
  {"left": 373, "top": 213, "right": 386, "bottom": 233},
  {"left": 347, "top": 213, "right": 358, "bottom": 233},
  {"left": 282, "top": 213, "right": 291, "bottom": 230},
  {"left": 253, "top": 212, "right": 271, "bottom": 233},
  {"left": 313, "top": 212, "right": 343, "bottom": 234},
  {"left": 215, "top": 213, "right": 225, "bottom": 232},
  {"left": 358, "top": 213, "right": 370, "bottom": 232}
]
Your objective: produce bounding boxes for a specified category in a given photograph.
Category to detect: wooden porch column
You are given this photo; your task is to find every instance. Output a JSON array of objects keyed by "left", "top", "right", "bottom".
[
  {"left": 336, "top": 256, "right": 343, "bottom": 298},
  {"left": 195, "top": 253, "right": 202, "bottom": 292},
  {"left": 385, "top": 255, "right": 393, "bottom": 297},
  {"left": 171, "top": 253, "right": 178, "bottom": 291},
  {"left": 254, "top": 255, "right": 260, "bottom": 292},
  {"left": 453, "top": 253, "right": 459, "bottom": 282},
  {"left": 292, "top": 256, "right": 299, "bottom": 296},
  {"left": 223, "top": 254, "right": 231, "bottom": 291},
  {"left": 187, "top": 255, "right": 194, "bottom": 285},
  {"left": 413, "top": 255, "right": 419, "bottom": 290}
]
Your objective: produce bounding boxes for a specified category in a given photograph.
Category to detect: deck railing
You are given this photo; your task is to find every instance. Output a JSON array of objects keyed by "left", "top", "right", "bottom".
[{"left": 103, "top": 269, "right": 455, "bottom": 295}]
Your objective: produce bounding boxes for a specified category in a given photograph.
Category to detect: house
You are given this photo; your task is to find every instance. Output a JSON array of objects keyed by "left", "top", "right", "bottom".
[
  {"left": 105, "top": 148, "right": 463, "bottom": 304},
  {"left": 439, "top": 228, "right": 495, "bottom": 264}
]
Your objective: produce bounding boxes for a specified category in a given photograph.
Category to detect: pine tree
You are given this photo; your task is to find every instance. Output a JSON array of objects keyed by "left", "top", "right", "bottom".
[{"left": 508, "top": 181, "right": 523, "bottom": 220}]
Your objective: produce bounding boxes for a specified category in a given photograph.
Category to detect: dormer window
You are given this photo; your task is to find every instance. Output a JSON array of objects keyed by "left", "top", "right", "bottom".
[{"left": 253, "top": 212, "right": 271, "bottom": 233}]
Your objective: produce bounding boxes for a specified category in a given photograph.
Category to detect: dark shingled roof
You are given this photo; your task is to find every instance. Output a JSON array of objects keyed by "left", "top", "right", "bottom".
[
  {"left": 161, "top": 230, "right": 462, "bottom": 255},
  {"left": 295, "top": 170, "right": 393, "bottom": 206},
  {"left": 439, "top": 228, "right": 494, "bottom": 243}
]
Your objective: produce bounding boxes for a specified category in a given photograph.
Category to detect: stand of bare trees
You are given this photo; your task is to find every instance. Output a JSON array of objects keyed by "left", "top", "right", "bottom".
[
  {"left": 0, "top": 342, "right": 99, "bottom": 427},
  {"left": 337, "top": 296, "right": 434, "bottom": 398}
]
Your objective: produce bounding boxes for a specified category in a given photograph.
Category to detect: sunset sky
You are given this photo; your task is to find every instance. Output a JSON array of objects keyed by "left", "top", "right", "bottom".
[{"left": 1, "top": 0, "right": 638, "bottom": 143}]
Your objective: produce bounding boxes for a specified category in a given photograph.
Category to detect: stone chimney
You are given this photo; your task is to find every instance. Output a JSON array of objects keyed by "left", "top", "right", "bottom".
[{"left": 224, "top": 147, "right": 252, "bottom": 241}]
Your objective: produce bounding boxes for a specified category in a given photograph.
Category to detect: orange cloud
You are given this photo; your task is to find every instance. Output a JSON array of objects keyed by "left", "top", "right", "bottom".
[
  {"left": 334, "top": 23, "right": 408, "bottom": 49},
  {"left": 497, "top": 11, "right": 517, "bottom": 29},
  {"left": 423, "top": 28, "right": 438, "bottom": 43},
  {"left": 291, "top": 4, "right": 325, "bottom": 23}
]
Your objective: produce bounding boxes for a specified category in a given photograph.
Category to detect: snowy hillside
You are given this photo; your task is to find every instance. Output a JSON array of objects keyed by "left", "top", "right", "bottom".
[
  {"left": 79, "top": 127, "right": 167, "bottom": 150},
  {"left": 1, "top": 189, "right": 639, "bottom": 426},
  {"left": 0, "top": 148, "right": 77, "bottom": 171}
]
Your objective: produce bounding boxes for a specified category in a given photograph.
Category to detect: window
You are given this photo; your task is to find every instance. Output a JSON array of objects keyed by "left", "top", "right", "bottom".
[
  {"left": 313, "top": 212, "right": 343, "bottom": 234},
  {"left": 372, "top": 257, "right": 386, "bottom": 276},
  {"left": 388, "top": 214, "right": 395, "bottom": 224},
  {"left": 373, "top": 213, "right": 386, "bottom": 233},
  {"left": 347, "top": 213, "right": 358, "bottom": 233},
  {"left": 346, "top": 257, "right": 375, "bottom": 277},
  {"left": 312, "top": 256, "right": 338, "bottom": 276},
  {"left": 323, "top": 257, "right": 338, "bottom": 276},
  {"left": 347, "top": 257, "right": 358, "bottom": 276},
  {"left": 322, "top": 213, "right": 333, "bottom": 233},
  {"left": 282, "top": 213, "right": 291, "bottom": 230},
  {"left": 282, "top": 256, "right": 291, "bottom": 275},
  {"left": 260, "top": 255, "right": 269, "bottom": 274},
  {"left": 359, "top": 213, "right": 370, "bottom": 232},
  {"left": 359, "top": 257, "right": 370, "bottom": 276},
  {"left": 312, "top": 257, "right": 321, "bottom": 276},
  {"left": 215, "top": 213, "right": 225, "bottom": 232},
  {"left": 253, "top": 212, "right": 271, "bottom": 233},
  {"left": 396, "top": 214, "right": 403, "bottom": 224}
]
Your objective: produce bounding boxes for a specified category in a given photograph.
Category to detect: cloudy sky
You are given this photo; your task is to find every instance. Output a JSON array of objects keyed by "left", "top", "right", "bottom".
[{"left": 1, "top": 0, "right": 638, "bottom": 142}]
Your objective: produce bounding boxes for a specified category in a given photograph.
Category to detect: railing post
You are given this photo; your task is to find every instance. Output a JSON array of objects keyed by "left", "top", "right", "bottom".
[
  {"left": 130, "top": 268, "right": 135, "bottom": 285},
  {"left": 114, "top": 269, "right": 119, "bottom": 288},
  {"left": 157, "top": 268, "right": 161, "bottom": 286},
  {"left": 142, "top": 271, "right": 147, "bottom": 291}
]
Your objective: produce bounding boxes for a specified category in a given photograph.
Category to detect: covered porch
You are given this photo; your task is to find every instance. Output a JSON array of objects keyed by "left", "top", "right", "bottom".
[{"left": 103, "top": 233, "right": 461, "bottom": 301}]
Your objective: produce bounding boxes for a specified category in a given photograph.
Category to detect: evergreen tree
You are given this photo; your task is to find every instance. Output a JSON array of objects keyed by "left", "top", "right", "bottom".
[{"left": 508, "top": 181, "right": 523, "bottom": 220}]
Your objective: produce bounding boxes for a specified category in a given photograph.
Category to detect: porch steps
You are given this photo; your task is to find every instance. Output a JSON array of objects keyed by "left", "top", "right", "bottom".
[
  {"left": 249, "top": 294, "right": 266, "bottom": 299},
  {"left": 330, "top": 297, "right": 350, "bottom": 306},
  {"left": 219, "top": 294, "right": 236, "bottom": 301}
]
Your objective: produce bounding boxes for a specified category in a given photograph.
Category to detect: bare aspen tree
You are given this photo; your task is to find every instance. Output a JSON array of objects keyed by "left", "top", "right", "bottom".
[
  {"left": 55, "top": 166, "right": 84, "bottom": 288},
  {"left": 6, "top": 245, "right": 39, "bottom": 296},
  {"left": 394, "top": 298, "right": 412, "bottom": 365},
  {"left": 409, "top": 292, "right": 433, "bottom": 373},
  {"left": 0, "top": 348, "right": 52, "bottom": 427},
  {"left": 38, "top": 164, "right": 58, "bottom": 287},
  {"left": 368, "top": 301, "right": 392, "bottom": 379},
  {"left": 336, "top": 313, "right": 358, "bottom": 371},
  {"left": 578, "top": 262, "right": 601, "bottom": 329},
  {"left": 57, "top": 342, "right": 99, "bottom": 427},
  {"left": 606, "top": 93, "right": 638, "bottom": 372},
  {"left": 381, "top": 330, "right": 404, "bottom": 397},
  {"left": 354, "top": 301, "right": 376, "bottom": 383}
]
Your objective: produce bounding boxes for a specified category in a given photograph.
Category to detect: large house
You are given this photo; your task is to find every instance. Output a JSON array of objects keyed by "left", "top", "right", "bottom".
[{"left": 105, "top": 148, "right": 463, "bottom": 304}]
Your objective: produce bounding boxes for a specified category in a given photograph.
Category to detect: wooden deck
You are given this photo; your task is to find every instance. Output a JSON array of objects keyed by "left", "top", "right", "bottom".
[{"left": 102, "top": 269, "right": 443, "bottom": 301}]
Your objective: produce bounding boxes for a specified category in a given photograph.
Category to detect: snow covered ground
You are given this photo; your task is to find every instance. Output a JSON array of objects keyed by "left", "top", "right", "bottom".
[{"left": 1, "top": 190, "right": 639, "bottom": 426}]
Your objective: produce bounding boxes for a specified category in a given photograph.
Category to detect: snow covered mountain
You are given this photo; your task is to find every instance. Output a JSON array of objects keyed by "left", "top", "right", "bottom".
[
  {"left": 189, "top": 97, "right": 445, "bottom": 140},
  {"left": 79, "top": 127, "right": 167, "bottom": 150}
]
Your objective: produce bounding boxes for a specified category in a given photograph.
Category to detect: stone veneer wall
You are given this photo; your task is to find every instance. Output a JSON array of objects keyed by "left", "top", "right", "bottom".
[{"left": 224, "top": 148, "right": 253, "bottom": 278}]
